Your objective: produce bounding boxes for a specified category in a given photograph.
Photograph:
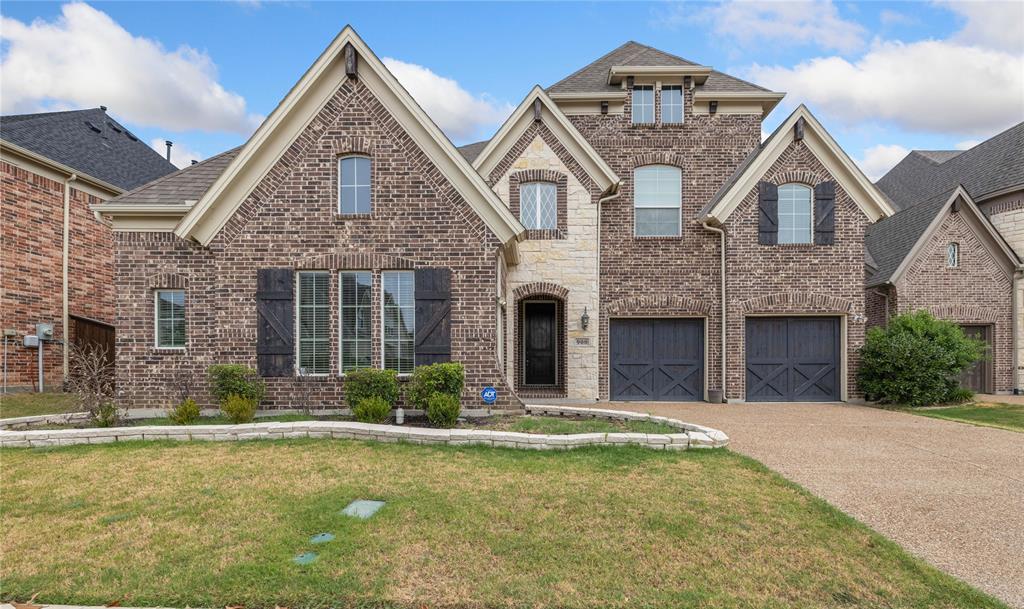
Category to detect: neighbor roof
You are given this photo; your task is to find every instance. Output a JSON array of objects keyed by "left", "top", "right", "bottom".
[
  {"left": 547, "top": 41, "right": 771, "bottom": 95},
  {"left": 110, "top": 147, "right": 242, "bottom": 206},
  {"left": 0, "top": 107, "right": 177, "bottom": 191},
  {"left": 864, "top": 188, "right": 954, "bottom": 287},
  {"left": 457, "top": 140, "right": 489, "bottom": 163},
  {"left": 876, "top": 121, "right": 1024, "bottom": 210}
]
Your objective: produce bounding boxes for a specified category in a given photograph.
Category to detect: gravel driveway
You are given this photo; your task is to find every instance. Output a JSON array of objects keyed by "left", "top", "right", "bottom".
[{"left": 592, "top": 401, "right": 1024, "bottom": 608}]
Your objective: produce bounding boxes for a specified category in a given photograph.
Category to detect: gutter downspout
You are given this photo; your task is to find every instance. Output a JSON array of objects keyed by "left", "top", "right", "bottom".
[
  {"left": 1015, "top": 269, "right": 1023, "bottom": 395},
  {"left": 62, "top": 173, "right": 78, "bottom": 383},
  {"left": 597, "top": 184, "right": 621, "bottom": 402},
  {"left": 702, "top": 220, "right": 727, "bottom": 402}
]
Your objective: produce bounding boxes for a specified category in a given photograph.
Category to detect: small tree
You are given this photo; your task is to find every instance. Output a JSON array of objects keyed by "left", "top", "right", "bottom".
[
  {"left": 859, "top": 311, "right": 986, "bottom": 407},
  {"left": 67, "top": 343, "right": 121, "bottom": 426}
]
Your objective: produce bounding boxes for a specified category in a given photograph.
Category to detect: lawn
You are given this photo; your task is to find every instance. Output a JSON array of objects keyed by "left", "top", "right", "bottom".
[
  {"left": 0, "top": 440, "right": 1003, "bottom": 609},
  {"left": 907, "top": 401, "right": 1024, "bottom": 432},
  {"left": 0, "top": 391, "right": 79, "bottom": 419},
  {"left": 492, "top": 414, "right": 677, "bottom": 435}
]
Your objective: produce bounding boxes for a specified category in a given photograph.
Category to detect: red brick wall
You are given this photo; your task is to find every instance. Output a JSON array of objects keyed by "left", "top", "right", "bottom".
[
  {"left": 1, "top": 160, "right": 112, "bottom": 390},
  {"left": 894, "top": 210, "right": 1015, "bottom": 392},
  {"left": 113, "top": 78, "right": 517, "bottom": 410}
]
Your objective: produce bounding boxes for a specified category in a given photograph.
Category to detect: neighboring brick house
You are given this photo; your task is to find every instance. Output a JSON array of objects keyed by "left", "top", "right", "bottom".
[
  {"left": 97, "top": 29, "right": 903, "bottom": 409},
  {"left": 874, "top": 123, "right": 1024, "bottom": 394},
  {"left": 1, "top": 108, "right": 176, "bottom": 391}
]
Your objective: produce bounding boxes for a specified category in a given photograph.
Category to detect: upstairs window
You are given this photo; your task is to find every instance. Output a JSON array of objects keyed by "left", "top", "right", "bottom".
[
  {"left": 340, "top": 271, "right": 373, "bottom": 372},
  {"left": 155, "top": 290, "right": 185, "bottom": 349},
  {"left": 948, "top": 243, "right": 960, "bottom": 268},
  {"left": 339, "top": 156, "right": 371, "bottom": 214},
  {"left": 297, "top": 271, "right": 331, "bottom": 374},
  {"left": 631, "top": 85, "right": 654, "bottom": 124},
  {"left": 634, "top": 165, "right": 681, "bottom": 237},
  {"left": 382, "top": 271, "right": 415, "bottom": 374},
  {"left": 778, "top": 183, "right": 812, "bottom": 244},
  {"left": 662, "top": 86, "right": 683, "bottom": 124},
  {"left": 520, "top": 182, "right": 557, "bottom": 230}
]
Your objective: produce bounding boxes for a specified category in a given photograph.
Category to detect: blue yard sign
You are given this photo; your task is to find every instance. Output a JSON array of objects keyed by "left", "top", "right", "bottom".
[{"left": 481, "top": 386, "right": 497, "bottom": 404}]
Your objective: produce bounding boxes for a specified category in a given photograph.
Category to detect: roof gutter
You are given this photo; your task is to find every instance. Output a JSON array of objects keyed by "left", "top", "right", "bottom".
[{"left": 0, "top": 139, "right": 123, "bottom": 196}]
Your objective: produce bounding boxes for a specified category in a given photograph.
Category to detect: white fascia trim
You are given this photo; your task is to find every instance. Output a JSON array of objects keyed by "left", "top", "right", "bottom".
[
  {"left": 702, "top": 105, "right": 896, "bottom": 225},
  {"left": 472, "top": 86, "right": 620, "bottom": 193},
  {"left": 607, "top": 65, "right": 712, "bottom": 85},
  {"left": 548, "top": 91, "right": 626, "bottom": 101},
  {"left": 174, "top": 26, "right": 524, "bottom": 247},
  {"left": 692, "top": 90, "right": 786, "bottom": 116},
  {"left": 1, "top": 139, "right": 123, "bottom": 197}
]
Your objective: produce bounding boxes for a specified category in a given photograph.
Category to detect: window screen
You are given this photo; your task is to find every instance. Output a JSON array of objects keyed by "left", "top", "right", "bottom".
[
  {"left": 382, "top": 271, "right": 415, "bottom": 373},
  {"left": 298, "top": 271, "right": 331, "bottom": 374}
]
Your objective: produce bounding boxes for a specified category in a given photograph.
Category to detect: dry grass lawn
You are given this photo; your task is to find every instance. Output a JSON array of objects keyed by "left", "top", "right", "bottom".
[{"left": 0, "top": 440, "right": 1005, "bottom": 609}]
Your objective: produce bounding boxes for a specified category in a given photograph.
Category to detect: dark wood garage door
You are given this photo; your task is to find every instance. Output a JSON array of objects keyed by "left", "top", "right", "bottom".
[
  {"left": 610, "top": 318, "right": 703, "bottom": 401},
  {"left": 746, "top": 317, "right": 840, "bottom": 402}
]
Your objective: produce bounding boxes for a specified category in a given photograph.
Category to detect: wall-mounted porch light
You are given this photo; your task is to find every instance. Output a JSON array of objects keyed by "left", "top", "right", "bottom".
[{"left": 581, "top": 307, "right": 590, "bottom": 331}]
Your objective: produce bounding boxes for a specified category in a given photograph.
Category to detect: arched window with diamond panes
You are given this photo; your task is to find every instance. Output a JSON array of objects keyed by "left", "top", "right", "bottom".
[{"left": 520, "top": 182, "right": 557, "bottom": 230}]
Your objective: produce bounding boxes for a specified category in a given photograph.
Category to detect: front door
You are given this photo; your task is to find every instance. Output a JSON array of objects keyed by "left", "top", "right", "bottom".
[
  {"left": 523, "top": 302, "right": 557, "bottom": 386},
  {"left": 959, "top": 325, "right": 992, "bottom": 393}
]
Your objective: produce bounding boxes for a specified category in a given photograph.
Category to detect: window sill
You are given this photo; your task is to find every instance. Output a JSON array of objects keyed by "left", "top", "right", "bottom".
[
  {"left": 523, "top": 228, "right": 566, "bottom": 240},
  {"left": 152, "top": 347, "right": 186, "bottom": 354},
  {"left": 633, "top": 235, "right": 684, "bottom": 241},
  {"left": 334, "top": 213, "right": 373, "bottom": 221}
]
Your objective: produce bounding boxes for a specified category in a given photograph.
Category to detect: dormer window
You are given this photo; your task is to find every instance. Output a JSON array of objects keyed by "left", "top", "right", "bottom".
[
  {"left": 339, "top": 156, "right": 371, "bottom": 214},
  {"left": 631, "top": 85, "right": 654, "bottom": 124},
  {"left": 662, "top": 86, "right": 683, "bottom": 124}
]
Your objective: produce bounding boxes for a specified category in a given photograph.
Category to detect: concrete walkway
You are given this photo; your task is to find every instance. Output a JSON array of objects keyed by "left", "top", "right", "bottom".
[{"left": 594, "top": 401, "right": 1024, "bottom": 608}]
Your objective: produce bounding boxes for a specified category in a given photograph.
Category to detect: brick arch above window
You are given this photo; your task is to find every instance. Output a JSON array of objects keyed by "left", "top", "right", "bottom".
[
  {"left": 509, "top": 170, "right": 568, "bottom": 240},
  {"left": 740, "top": 291, "right": 855, "bottom": 314},
  {"left": 924, "top": 304, "right": 1001, "bottom": 323},
  {"left": 294, "top": 251, "right": 416, "bottom": 271},
  {"left": 512, "top": 281, "right": 569, "bottom": 302},
  {"left": 607, "top": 294, "right": 713, "bottom": 316},
  {"left": 147, "top": 272, "right": 188, "bottom": 289},
  {"left": 629, "top": 152, "right": 686, "bottom": 170},
  {"left": 767, "top": 170, "right": 827, "bottom": 189}
]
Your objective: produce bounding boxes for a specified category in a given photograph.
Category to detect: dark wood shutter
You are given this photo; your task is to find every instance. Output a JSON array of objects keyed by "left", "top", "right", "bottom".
[
  {"left": 414, "top": 268, "right": 451, "bottom": 366},
  {"left": 758, "top": 181, "right": 779, "bottom": 245},
  {"left": 814, "top": 181, "right": 836, "bottom": 245},
  {"left": 256, "top": 268, "right": 294, "bottom": 377}
]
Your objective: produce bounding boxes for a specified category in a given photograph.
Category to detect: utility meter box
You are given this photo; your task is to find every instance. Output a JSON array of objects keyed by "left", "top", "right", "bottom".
[
  {"left": 36, "top": 323, "right": 53, "bottom": 341},
  {"left": 24, "top": 335, "right": 39, "bottom": 348}
]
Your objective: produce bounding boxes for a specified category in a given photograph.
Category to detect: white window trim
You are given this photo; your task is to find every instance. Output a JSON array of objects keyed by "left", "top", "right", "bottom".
[
  {"left": 631, "top": 85, "right": 655, "bottom": 125},
  {"left": 633, "top": 165, "right": 682, "bottom": 237},
  {"left": 661, "top": 85, "right": 684, "bottom": 124},
  {"left": 777, "top": 183, "right": 814, "bottom": 245},
  {"left": 948, "top": 242, "right": 960, "bottom": 268},
  {"left": 153, "top": 289, "right": 186, "bottom": 350},
  {"left": 520, "top": 181, "right": 558, "bottom": 230},
  {"left": 296, "top": 270, "right": 331, "bottom": 377},
  {"left": 338, "top": 270, "right": 373, "bottom": 376},
  {"left": 381, "top": 270, "right": 415, "bottom": 374},
  {"left": 338, "top": 155, "right": 371, "bottom": 215}
]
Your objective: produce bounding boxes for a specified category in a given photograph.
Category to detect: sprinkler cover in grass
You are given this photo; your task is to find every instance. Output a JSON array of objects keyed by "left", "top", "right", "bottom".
[
  {"left": 310, "top": 532, "right": 335, "bottom": 544},
  {"left": 293, "top": 551, "right": 317, "bottom": 565},
  {"left": 340, "top": 499, "right": 385, "bottom": 519}
]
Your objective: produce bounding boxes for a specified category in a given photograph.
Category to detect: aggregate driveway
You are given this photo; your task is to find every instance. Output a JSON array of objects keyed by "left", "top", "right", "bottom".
[{"left": 596, "top": 401, "right": 1024, "bottom": 608}]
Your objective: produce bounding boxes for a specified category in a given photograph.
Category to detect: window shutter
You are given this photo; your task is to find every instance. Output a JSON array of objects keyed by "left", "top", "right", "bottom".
[
  {"left": 814, "top": 181, "right": 836, "bottom": 245},
  {"left": 758, "top": 181, "right": 778, "bottom": 245},
  {"left": 256, "top": 268, "right": 294, "bottom": 377},
  {"left": 414, "top": 268, "right": 451, "bottom": 366}
]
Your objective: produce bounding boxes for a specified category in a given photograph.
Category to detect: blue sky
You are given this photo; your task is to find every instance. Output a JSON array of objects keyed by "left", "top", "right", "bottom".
[{"left": 2, "top": 1, "right": 1022, "bottom": 179}]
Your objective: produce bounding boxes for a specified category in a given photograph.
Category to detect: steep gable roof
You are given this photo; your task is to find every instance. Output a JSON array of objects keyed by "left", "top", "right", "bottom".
[
  {"left": 877, "top": 121, "right": 1024, "bottom": 210},
  {"left": 700, "top": 105, "right": 895, "bottom": 224},
  {"left": 0, "top": 107, "right": 177, "bottom": 191},
  {"left": 470, "top": 86, "right": 619, "bottom": 193},
  {"left": 865, "top": 185, "right": 1021, "bottom": 287}
]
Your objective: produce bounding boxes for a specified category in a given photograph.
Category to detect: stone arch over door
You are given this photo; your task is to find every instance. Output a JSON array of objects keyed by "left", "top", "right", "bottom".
[{"left": 512, "top": 282, "right": 568, "bottom": 398}]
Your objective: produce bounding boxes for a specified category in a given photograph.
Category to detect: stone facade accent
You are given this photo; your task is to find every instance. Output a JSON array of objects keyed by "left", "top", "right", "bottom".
[
  {"left": 113, "top": 78, "right": 517, "bottom": 410},
  {"left": 508, "top": 169, "right": 568, "bottom": 240},
  {"left": 981, "top": 190, "right": 1024, "bottom": 391},
  {"left": 1, "top": 160, "right": 112, "bottom": 389}
]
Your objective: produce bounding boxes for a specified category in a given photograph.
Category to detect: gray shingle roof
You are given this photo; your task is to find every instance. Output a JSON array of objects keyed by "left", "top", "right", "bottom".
[
  {"left": 457, "top": 140, "right": 489, "bottom": 163},
  {"left": 111, "top": 146, "right": 241, "bottom": 205},
  {"left": 876, "top": 121, "right": 1024, "bottom": 210},
  {"left": 547, "top": 41, "right": 770, "bottom": 95},
  {"left": 864, "top": 187, "right": 954, "bottom": 287},
  {"left": 0, "top": 108, "right": 177, "bottom": 191}
]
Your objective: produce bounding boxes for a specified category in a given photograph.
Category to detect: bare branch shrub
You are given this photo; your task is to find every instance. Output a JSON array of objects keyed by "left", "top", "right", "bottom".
[{"left": 67, "top": 343, "right": 121, "bottom": 426}]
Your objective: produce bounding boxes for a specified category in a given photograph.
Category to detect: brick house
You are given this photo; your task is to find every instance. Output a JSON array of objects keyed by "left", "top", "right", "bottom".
[
  {"left": 871, "top": 123, "right": 1024, "bottom": 394},
  {"left": 96, "top": 28, "right": 915, "bottom": 409},
  {"left": 1, "top": 108, "right": 176, "bottom": 391}
]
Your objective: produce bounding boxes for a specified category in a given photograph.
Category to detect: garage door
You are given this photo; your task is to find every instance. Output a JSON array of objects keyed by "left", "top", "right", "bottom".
[
  {"left": 745, "top": 317, "right": 840, "bottom": 402},
  {"left": 610, "top": 319, "right": 703, "bottom": 401}
]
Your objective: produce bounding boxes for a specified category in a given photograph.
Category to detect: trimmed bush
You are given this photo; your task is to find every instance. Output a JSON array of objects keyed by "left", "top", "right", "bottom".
[
  {"left": 168, "top": 398, "right": 200, "bottom": 425},
  {"left": 858, "top": 311, "right": 985, "bottom": 407},
  {"left": 344, "top": 368, "right": 400, "bottom": 409},
  {"left": 408, "top": 363, "right": 464, "bottom": 410},
  {"left": 208, "top": 364, "right": 265, "bottom": 405},
  {"left": 426, "top": 392, "right": 461, "bottom": 428},
  {"left": 352, "top": 396, "right": 391, "bottom": 424},
  {"left": 221, "top": 394, "right": 257, "bottom": 424}
]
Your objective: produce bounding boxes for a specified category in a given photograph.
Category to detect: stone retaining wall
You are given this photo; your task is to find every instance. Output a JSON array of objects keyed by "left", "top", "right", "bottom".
[{"left": 0, "top": 405, "right": 728, "bottom": 450}]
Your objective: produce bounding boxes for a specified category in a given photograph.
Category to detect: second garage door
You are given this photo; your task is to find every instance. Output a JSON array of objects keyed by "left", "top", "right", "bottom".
[
  {"left": 610, "top": 318, "right": 704, "bottom": 401},
  {"left": 745, "top": 317, "right": 841, "bottom": 402}
]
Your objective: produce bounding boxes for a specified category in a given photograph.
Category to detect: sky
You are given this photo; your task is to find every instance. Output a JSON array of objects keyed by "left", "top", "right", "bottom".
[{"left": 1, "top": 1, "right": 1022, "bottom": 180}]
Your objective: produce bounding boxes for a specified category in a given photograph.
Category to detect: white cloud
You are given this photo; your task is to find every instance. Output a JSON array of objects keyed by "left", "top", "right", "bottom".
[
  {"left": 856, "top": 144, "right": 910, "bottom": 180},
  {"left": 941, "top": 0, "right": 1024, "bottom": 53},
  {"left": 1, "top": 3, "right": 261, "bottom": 134},
  {"left": 748, "top": 39, "right": 1024, "bottom": 135},
  {"left": 686, "top": 1, "right": 866, "bottom": 53},
  {"left": 955, "top": 139, "right": 981, "bottom": 150},
  {"left": 879, "top": 9, "right": 917, "bottom": 27},
  {"left": 149, "top": 138, "right": 204, "bottom": 170},
  {"left": 382, "top": 57, "right": 512, "bottom": 141}
]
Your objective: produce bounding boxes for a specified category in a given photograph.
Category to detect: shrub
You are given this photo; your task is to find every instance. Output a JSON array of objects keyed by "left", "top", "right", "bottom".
[
  {"left": 858, "top": 311, "right": 986, "bottom": 407},
  {"left": 948, "top": 387, "right": 975, "bottom": 404},
  {"left": 168, "top": 398, "right": 201, "bottom": 425},
  {"left": 426, "top": 392, "right": 461, "bottom": 428},
  {"left": 221, "top": 394, "right": 257, "bottom": 424},
  {"left": 67, "top": 343, "right": 120, "bottom": 426},
  {"left": 94, "top": 401, "right": 121, "bottom": 428},
  {"left": 344, "top": 368, "right": 400, "bottom": 409},
  {"left": 407, "top": 363, "right": 464, "bottom": 410},
  {"left": 352, "top": 396, "right": 391, "bottom": 424},
  {"left": 207, "top": 364, "right": 265, "bottom": 405}
]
